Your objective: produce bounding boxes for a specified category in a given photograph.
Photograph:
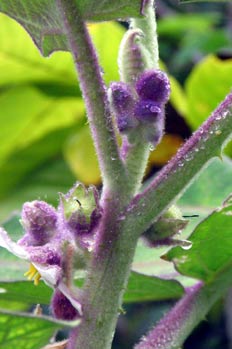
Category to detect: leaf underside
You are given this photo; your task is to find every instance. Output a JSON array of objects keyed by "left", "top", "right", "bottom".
[{"left": 0, "top": 0, "right": 141, "bottom": 56}]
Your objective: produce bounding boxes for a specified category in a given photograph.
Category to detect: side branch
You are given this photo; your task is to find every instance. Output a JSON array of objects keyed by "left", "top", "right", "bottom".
[
  {"left": 134, "top": 282, "right": 215, "bottom": 349},
  {"left": 57, "top": 0, "right": 126, "bottom": 189},
  {"left": 135, "top": 260, "right": 232, "bottom": 349},
  {"left": 124, "top": 92, "right": 232, "bottom": 237}
]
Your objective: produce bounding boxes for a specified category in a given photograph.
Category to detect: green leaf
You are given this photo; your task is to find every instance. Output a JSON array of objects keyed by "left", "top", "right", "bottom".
[
  {"left": 158, "top": 13, "right": 219, "bottom": 37},
  {"left": 0, "top": 0, "right": 141, "bottom": 56},
  {"left": 0, "top": 281, "right": 52, "bottom": 310},
  {"left": 178, "top": 156, "right": 232, "bottom": 215},
  {"left": 0, "top": 310, "right": 62, "bottom": 349},
  {"left": 164, "top": 198, "right": 232, "bottom": 289},
  {"left": 0, "top": 273, "right": 183, "bottom": 312},
  {"left": 132, "top": 241, "right": 196, "bottom": 288},
  {"left": 185, "top": 55, "right": 232, "bottom": 130},
  {"left": 0, "top": 308, "right": 80, "bottom": 349},
  {"left": 124, "top": 272, "right": 184, "bottom": 303}
]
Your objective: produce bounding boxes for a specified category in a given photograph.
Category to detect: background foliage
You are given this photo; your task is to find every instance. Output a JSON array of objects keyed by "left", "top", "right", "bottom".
[{"left": 0, "top": 0, "right": 231, "bottom": 348}]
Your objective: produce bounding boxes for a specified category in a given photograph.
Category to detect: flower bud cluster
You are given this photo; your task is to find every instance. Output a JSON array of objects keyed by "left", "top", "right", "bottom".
[
  {"left": 0, "top": 183, "right": 102, "bottom": 322},
  {"left": 109, "top": 69, "right": 170, "bottom": 145}
]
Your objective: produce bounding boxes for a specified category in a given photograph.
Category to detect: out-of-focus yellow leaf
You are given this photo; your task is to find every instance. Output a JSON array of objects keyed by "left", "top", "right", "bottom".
[
  {"left": 0, "top": 87, "right": 84, "bottom": 164},
  {"left": 149, "top": 134, "right": 183, "bottom": 167},
  {"left": 169, "top": 76, "right": 188, "bottom": 117},
  {"left": 63, "top": 126, "right": 101, "bottom": 185},
  {"left": 0, "top": 14, "right": 124, "bottom": 88},
  {"left": 159, "top": 60, "right": 188, "bottom": 118},
  {"left": 89, "top": 22, "right": 125, "bottom": 84},
  {"left": 0, "top": 14, "right": 76, "bottom": 86}
]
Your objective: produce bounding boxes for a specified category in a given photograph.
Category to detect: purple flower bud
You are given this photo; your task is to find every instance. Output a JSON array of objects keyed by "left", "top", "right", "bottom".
[
  {"left": 136, "top": 70, "right": 170, "bottom": 103},
  {"left": 109, "top": 82, "right": 138, "bottom": 133},
  {"left": 20, "top": 201, "right": 57, "bottom": 246},
  {"left": 110, "top": 82, "right": 135, "bottom": 114},
  {"left": 134, "top": 100, "right": 163, "bottom": 122},
  {"left": 51, "top": 289, "right": 80, "bottom": 320}
]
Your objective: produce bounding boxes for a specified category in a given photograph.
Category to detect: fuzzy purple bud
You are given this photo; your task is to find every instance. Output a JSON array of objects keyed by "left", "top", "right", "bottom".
[
  {"left": 136, "top": 70, "right": 170, "bottom": 104},
  {"left": 110, "top": 82, "right": 135, "bottom": 114},
  {"left": 20, "top": 201, "right": 57, "bottom": 246},
  {"left": 51, "top": 289, "right": 80, "bottom": 320},
  {"left": 134, "top": 100, "right": 163, "bottom": 122},
  {"left": 109, "top": 82, "right": 138, "bottom": 133}
]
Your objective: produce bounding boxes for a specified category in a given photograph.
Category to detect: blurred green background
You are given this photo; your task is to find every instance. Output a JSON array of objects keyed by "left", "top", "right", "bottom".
[{"left": 0, "top": 0, "right": 231, "bottom": 348}]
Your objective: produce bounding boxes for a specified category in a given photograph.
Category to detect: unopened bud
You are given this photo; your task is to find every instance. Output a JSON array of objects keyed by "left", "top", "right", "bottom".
[
  {"left": 109, "top": 82, "right": 138, "bottom": 133},
  {"left": 136, "top": 70, "right": 170, "bottom": 104},
  {"left": 134, "top": 100, "right": 163, "bottom": 122},
  {"left": 118, "top": 29, "right": 150, "bottom": 85},
  {"left": 142, "top": 206, "right": 189, "bottom": 247}
]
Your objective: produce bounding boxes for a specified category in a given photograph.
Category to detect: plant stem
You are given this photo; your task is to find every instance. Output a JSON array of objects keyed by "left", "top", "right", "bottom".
[
  {"left": 134, "top": 282, "right": 218, "bottom": 349},
  {"left": 135, "top": 258, "right": 232, "bottom": 349},
  {"left": 68, "top": 189, "right": 139, "bottom": 349},
  {"left": 57, "top": 0, "right": 127, "bottom": 190},
  {"left": 122, "top": 0, "right": 160, "bottom": 193},
  {"left": 123, "top": 92, "right": 232, "bottom": 239}
]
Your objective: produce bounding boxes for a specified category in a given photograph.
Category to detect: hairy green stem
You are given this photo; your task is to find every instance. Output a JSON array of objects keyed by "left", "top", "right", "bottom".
[
  {"left": 123, "top": 93, "right": 232, "bottom": 239},
  {"left": 134, "top": 281, "right": 225, "bottom": 349},
  {"left": 68, "top": 189, "right": 138, "bottom": 349},
  {"left": 57, "top": 0, "right": 127, "bottom": 190}
]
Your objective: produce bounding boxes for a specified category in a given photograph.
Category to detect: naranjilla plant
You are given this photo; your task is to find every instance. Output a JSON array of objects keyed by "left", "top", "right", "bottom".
[{"left": 0, "top": 0, "right": 231, "bottom": 349}]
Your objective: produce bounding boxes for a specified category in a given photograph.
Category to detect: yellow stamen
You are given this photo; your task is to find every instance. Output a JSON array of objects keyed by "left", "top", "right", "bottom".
[{"left": 24, "top": 263, "right": 41, "bottom": 286}]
